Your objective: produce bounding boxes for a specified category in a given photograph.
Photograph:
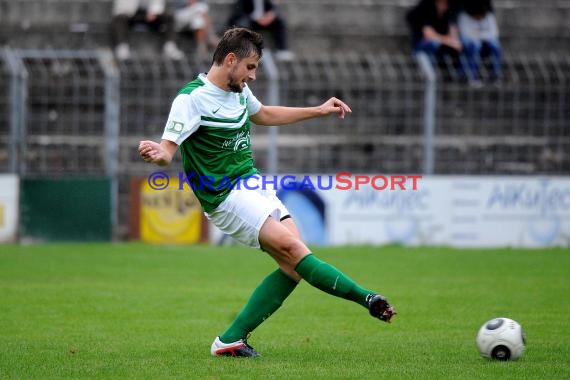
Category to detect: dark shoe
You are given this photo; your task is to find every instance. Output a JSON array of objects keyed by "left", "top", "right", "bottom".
[
  {"left": 210, "top": 336, "right": 260, "bottom": 357},
  {"left": 367, "top": 294, "right": 396, "bottom": 323}
]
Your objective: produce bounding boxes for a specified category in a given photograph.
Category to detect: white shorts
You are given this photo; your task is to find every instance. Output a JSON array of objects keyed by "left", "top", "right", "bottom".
[
  {"left": 174, "top": 3, "right": 209, "bottom": 31},
  {"left": 206, "top": 177, "right": 290, "bottom": 248}
]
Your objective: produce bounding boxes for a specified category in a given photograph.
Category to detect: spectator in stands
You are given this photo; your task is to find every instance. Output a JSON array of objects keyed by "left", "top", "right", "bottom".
[
  {"left": 227, "top": 0, "right": 295, "bottom": 61},
  {"left": 406, "top": 0, "right": 472, "bottom": 83},
  {"left": 112, "top": 0, "right": 185, "bottom": 61},
  {"left": 172, "top": 0, "right": 219, "bottom": 60},
  {"left": 458, "top": 0, "right": 502, "bottom": 83}
]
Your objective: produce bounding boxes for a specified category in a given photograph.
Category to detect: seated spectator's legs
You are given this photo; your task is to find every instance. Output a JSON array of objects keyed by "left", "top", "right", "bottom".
[
  {"left": 414, "top": 39, "right": 442, "bottom": 68},
  {"left": 482, "top": 39, "right": 502, "bottom": 80},
  {"left": 175, "top": 2, "right": 218, "bottom": 60},
  {"left": 175, "top": 3, "right": 206, "bottom": 31},
  {"left": 113, "top": 14, "right": 131, "bottom": 46},
  {"left": 461, "top": 37, "right": 502, "bottom": 82},
  {"left": 113, "top": 14, "right": 132, "bottom": 60},
  {"left": 252, "top": 16, "right": 287, "bottom": 51},
  {"left": 227, "top": 13, "right": 251, "bottom": 29},
  {"left": 146, "top": 12, "right": 184, "bottom": 60},
  {"left": 250, "top": 16, "right": 294, "bottom": 61},
  {"left": 461, "top": 37, "right": 481, "bottom": 80},
  {"left": 440, "top": 45, "right": 472, "bottom": 82},
  {"left": 147, "top": 13, "right": 176, "bottom": 44},
  {"left": 112, "top": 6, "right": 184, "bottom": 61},
  {"left": 416, "top": 40, "right": 472, "bottom": 83}
]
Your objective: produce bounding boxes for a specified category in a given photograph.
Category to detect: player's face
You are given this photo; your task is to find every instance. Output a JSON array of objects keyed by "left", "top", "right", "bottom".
[{"left": 227, "top": 54, "right": 259, "bottom": 93}]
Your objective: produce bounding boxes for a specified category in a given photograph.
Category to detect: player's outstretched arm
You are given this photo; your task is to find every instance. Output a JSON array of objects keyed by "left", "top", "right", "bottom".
[
  {"left": 138, "top": 139, "right": 178, "bottom": 166},
  {"left": 251, "top": 97, "right": 352, "bottom": 126}
]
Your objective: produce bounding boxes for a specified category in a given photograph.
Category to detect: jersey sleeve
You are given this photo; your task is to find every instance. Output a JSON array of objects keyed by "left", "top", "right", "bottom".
[
  {"left": 244, "top": 85, "right": 262, "bottom": 116},
  {"left": 162, "top": 93, "right": 201, "bottom": 145}
]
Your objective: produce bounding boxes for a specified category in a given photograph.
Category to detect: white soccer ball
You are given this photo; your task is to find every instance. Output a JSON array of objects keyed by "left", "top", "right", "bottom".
[{"left": 476, "top": 317, "right": 526, "bottom": 360}]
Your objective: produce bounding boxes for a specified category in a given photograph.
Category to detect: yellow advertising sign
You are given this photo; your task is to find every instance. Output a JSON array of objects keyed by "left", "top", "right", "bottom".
[
  {"left": 140, "top": 179, "right": 202, "bottom": 243},
  {"left": 0, "top": 174, "right": 19, "bottom": 242}
]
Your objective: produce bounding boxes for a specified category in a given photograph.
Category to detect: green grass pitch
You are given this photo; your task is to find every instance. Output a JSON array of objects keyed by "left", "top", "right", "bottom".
[{"left": 1, "top": 244, "right": 569, "bottom": 379}]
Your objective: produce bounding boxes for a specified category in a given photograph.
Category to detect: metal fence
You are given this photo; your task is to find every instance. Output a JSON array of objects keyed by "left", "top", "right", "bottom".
[
  {"left": 431, "top": 53, "right": 570, "bottom": 174},
  {"left": 265, "top": 52, "right": 570, "bottom": 175},
  {"left": 1, "top": 48, "right": 568, "bottom": 238},
  {"left": 263, "top": 53, "right": 428, "bottom": 174},
  {"left": 2, "top": 49, "right": 118, "bottom": 177}
]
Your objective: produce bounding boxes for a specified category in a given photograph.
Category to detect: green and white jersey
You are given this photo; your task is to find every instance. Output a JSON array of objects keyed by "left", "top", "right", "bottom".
[{"left": 162, "top": 73, "right": 262, "bottom": 213}]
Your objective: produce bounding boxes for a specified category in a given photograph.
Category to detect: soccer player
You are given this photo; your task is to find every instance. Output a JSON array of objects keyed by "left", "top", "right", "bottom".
[{"left": 139, "top": 27, "right": 396, "bottom": 357}]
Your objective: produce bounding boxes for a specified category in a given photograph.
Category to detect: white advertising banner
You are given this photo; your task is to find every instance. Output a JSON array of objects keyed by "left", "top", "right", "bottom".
[
  {"left": 0, "top": 174, "right": 19, "bottom": 243},
  {"left": 275, "top": 175, "right": 570, "bottom": 248}
]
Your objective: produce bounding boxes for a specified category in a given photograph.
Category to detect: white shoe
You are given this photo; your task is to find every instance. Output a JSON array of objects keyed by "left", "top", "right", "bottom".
[
  {"left": 469, "top": 79, "right": 484, "bottom": 89},
  {"left": 163, "top": 41, "right": 184, "bottom": 60},
  {"left": 210, "top": 336, "right": 260, "bottom": 357},
  {"left": 115, "top": 43, "right": 131, "bottom": 61},
  {"left": 275, "top": 50, "right": 295, "bottom": 62}
]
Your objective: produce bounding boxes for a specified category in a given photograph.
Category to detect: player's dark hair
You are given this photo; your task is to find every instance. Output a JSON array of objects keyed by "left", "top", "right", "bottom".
[{"left": 212, "top": 27, "right": 264, "bottom": 65}]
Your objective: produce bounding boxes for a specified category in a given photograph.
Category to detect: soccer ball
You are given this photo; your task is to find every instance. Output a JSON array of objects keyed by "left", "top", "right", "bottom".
[{"left": 476, "top": 317, "right": 526, "bottom": 360}]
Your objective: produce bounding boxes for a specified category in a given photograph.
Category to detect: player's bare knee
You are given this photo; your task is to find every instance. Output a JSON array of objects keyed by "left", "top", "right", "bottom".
[{"left": 274, "top": 235, "right": 308, "bottom": 263}]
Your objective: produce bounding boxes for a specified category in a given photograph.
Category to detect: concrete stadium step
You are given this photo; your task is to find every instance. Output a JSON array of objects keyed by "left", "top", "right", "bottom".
[{"left": 1, "top": 0, "right": 568, "bottom": 54}]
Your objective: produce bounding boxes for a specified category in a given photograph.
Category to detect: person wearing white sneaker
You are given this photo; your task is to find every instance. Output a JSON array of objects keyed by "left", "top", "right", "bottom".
[
  {"left": 112, "top": 0, "right": 185, "bottom": 61},
  {"left": 163, "top": 40, "right": 185, "bottom": 60},
  {"left": 115, "top": 42, "right": 131, "bottom": 61},
  {"left": 139, "top": 28, "right": 396, "bottom": 358},
  {"left": 211, "top": 336, "right": 260, "bottom": 357},
  {"left": 275, "top": 49, "right": 295, "bottom": 62}
]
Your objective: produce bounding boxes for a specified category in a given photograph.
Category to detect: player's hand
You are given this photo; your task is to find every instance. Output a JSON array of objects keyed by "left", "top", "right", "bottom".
[
  {"left": 442, "top": 36, "right": 462, "bottom": 51},
  {"left": 145, "top": 12, "right": 158, "bottom": 23},
  {"left": 139, "top": 140, "right": 169, "bottom": 165},
  {"left": 319, "top": 97, "right": 352, "bottom": 119},
  {"left": 256, "top": 11, "right": 276, "bottom": 27}
]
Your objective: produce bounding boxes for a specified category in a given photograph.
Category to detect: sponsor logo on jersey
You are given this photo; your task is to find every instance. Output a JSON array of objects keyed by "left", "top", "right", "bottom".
[
  {"left": 234, "top": 136, "right": 250, "bottom": 151},
  {"left": 221, "top": 131, "right": 250, "bottom": 151}
]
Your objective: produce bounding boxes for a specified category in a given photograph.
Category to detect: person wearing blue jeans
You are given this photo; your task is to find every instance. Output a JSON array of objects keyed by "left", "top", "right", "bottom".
[
  {"left": 407, "top": 0, "right": 471, "bottom": 81},
  {"left": 458, "top": 0, "right": 503, "bottom": 83}
]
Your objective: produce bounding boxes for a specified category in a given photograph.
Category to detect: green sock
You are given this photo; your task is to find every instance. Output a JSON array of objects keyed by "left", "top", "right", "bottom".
[
  {"left": 295, "top": 253, "right": 372, "bottom": 308},
  {"left": 219, "top": 269, "right": 298, "bottom": 343}
]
